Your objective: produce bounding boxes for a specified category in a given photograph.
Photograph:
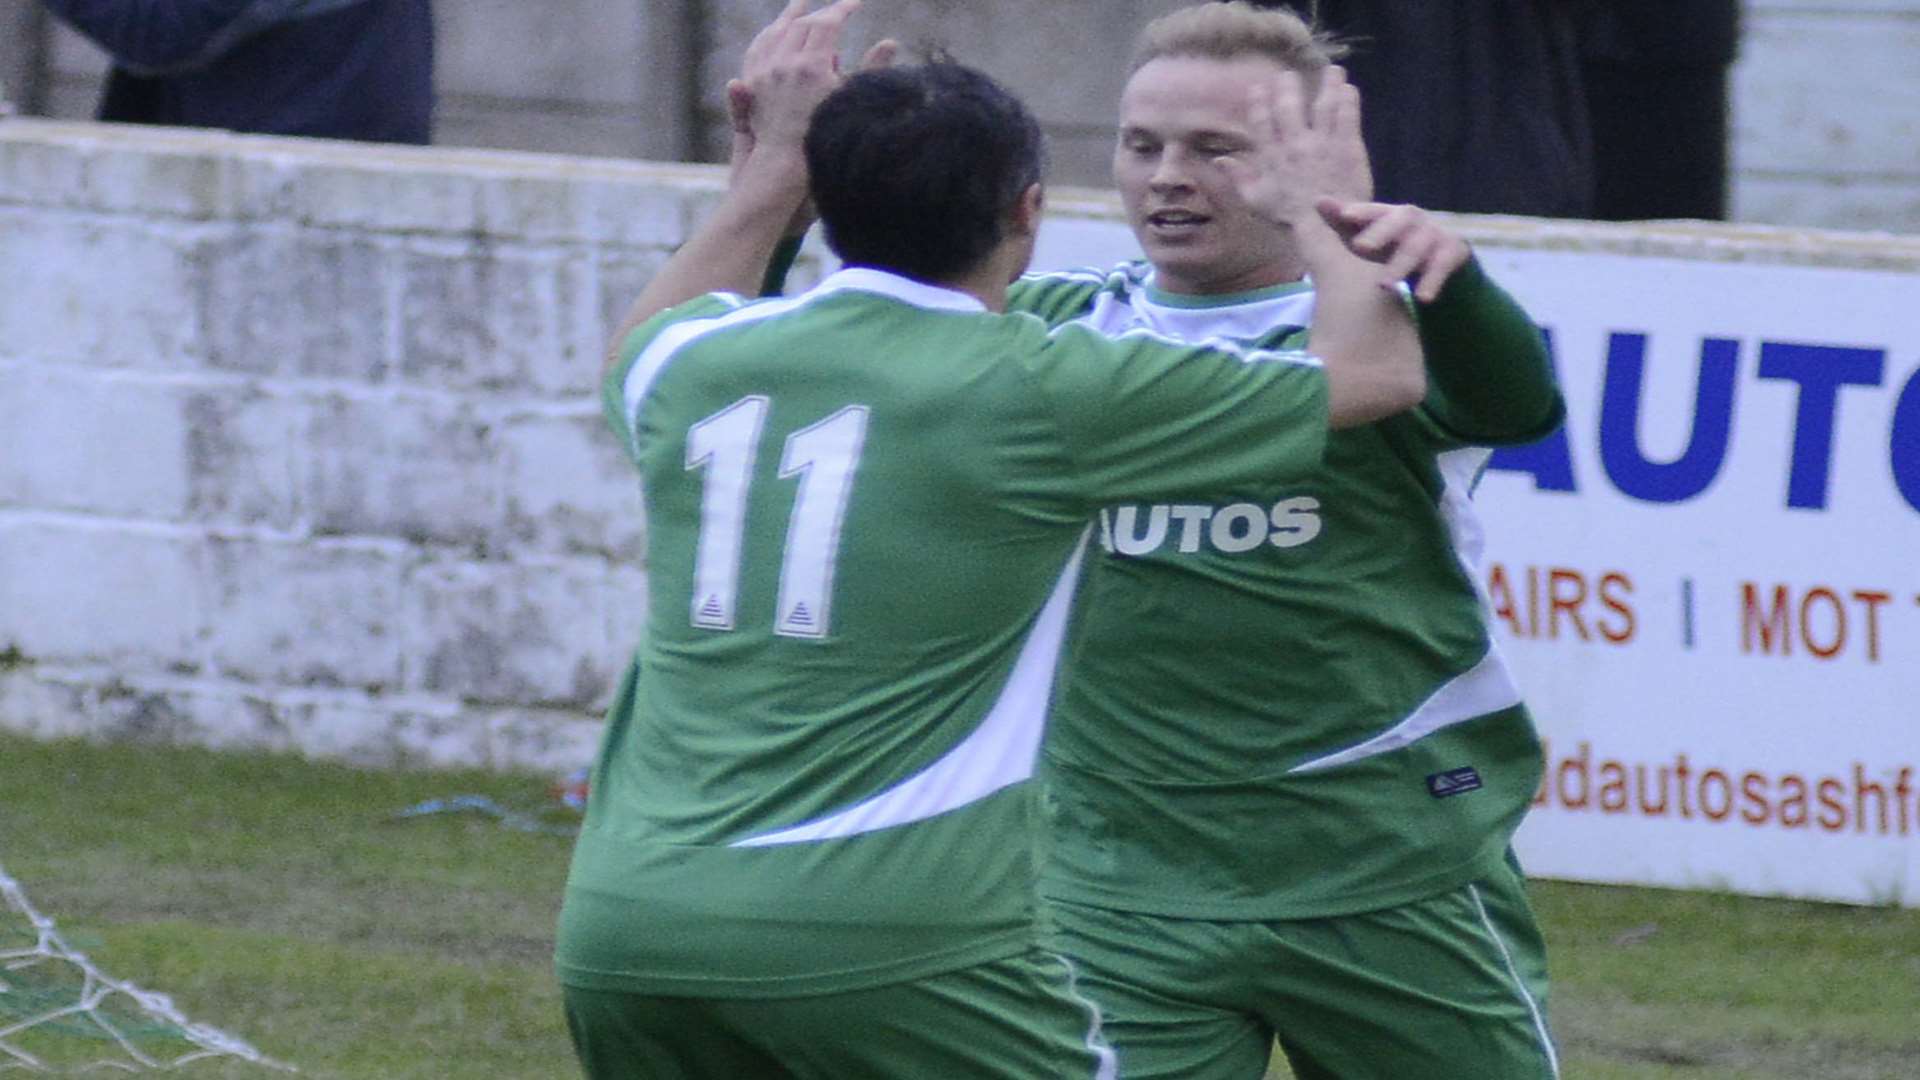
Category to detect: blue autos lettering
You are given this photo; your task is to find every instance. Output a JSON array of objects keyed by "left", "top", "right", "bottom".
[
  {"left": 1600, "top": 334, "right": 1739, "bottom": 504},
  {"left": 1889, "top": 363, "right": 1920, "bottom": 514},
  {"left": 1756, "top": 342, "right": 1886, "bottom": 510}
]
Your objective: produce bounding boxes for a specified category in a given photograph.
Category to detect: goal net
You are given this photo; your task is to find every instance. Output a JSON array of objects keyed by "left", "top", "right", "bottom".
[{"left": 0, "top": 861, "right": 292, "bottom": 1074}]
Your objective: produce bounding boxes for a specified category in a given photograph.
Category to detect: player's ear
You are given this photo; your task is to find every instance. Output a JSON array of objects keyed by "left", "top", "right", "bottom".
[{"left": 1008, "top": 182, "right": 1045, "bottom": 240}]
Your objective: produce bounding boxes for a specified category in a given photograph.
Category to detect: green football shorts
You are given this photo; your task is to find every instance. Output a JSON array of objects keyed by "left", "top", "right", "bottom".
[
  {"left": 561, "top": 948, "right": 1116, "bottom": 1079},
  {"left": 1046, "top": 853, "right": 1559, "bottom": 1079}
]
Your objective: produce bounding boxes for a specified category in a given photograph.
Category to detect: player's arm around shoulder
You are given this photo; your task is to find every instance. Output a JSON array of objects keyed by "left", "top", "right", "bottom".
[{"left": 1017, "top": 315, "right": 1331, "bottom": 505}]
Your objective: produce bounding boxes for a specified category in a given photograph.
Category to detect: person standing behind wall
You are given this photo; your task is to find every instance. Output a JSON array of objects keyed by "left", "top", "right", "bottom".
[
  {"left": 1578, "top": 0, "right": 1739, "bottom": 221},
  {"left": 40, "top": 0, "right": 433, "bottom": 144},
  {"left": 1245, "top": 0, "right": 1593, "bottom": 218}
]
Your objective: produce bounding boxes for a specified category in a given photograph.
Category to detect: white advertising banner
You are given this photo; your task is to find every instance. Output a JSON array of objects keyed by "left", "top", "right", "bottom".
[{"left": 1035, "top": 208, "right": 1920, "bottom": 907}]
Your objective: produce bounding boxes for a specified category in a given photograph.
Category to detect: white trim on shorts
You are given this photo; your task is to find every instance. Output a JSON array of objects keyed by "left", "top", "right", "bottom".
[{"left": 1468, "top": 884, "right": 1562, "bottom": 1080}]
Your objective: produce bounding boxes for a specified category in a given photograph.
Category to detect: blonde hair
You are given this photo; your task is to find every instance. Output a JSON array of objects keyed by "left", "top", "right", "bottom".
[{"left": 1130, "top": 2, "right": 1347, "bottom": 76}]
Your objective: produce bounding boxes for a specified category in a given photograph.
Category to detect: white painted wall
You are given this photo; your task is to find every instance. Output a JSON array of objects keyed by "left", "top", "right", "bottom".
[
  {"left": 1732, "top": 0, "right": 1920, "bottom": 230},
  {"left": 0, "top": 121, "right": 834, "bottom": 770}
]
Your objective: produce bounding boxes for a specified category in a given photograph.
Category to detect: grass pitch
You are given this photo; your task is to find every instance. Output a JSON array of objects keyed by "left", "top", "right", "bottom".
[{"left": 2, "top": 732, "right": 1917, "bottom": 1079}]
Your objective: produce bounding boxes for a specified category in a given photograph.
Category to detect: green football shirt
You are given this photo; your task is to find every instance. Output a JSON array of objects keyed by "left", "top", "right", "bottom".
[
  {"left": 1011, "top": 262, "right": 1564, "bottom": 919},
  {"left": 556, "top": 267, "right": 1330, "bottom": 996}
]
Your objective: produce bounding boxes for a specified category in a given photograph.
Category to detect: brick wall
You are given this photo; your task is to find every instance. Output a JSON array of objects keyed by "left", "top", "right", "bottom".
[{"left": 0, "top": 120, "right": 839, "bottom": 769}]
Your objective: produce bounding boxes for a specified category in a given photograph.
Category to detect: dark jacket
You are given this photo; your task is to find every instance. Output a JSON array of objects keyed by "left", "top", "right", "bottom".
[
  {"left": 1579, "top": 0, "right": 1740, "bottom": 68},
  {"left": 1302, "top": 0, "right": 1595, "bottom": 218},
  {"left": 1576, "top": 0, "right": 1740, "bottom": 220},
  {"left": 45, "top": 0, "right": 433, "bottom": 144}
]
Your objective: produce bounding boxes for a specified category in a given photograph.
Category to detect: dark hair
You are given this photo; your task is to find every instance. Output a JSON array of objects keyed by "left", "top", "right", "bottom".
[{"left": 805, "top": 61, "right": 1047, "bottom": 282}]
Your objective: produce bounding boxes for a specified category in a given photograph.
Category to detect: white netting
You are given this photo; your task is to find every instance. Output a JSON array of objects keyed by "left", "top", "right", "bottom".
[{"left": 0, "top": 861, "right": 293, "bottom": 1074}]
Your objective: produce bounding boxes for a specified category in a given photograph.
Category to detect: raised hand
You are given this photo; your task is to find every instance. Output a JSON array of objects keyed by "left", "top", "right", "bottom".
[
  {"left": 1320, "top": 65, "right": 1373, "bottom": 204},
  {"left": 1315, "top": 199, "right": 1472, "bottom": 303},
  {"left": 1216, "top": 65, "right": 1364, "bottom": 231},
  {"left": 611, "top": 0, "right": 890, "bottom": 351},
  {"left": 726, "top": 3, "right": 897, "bottom": 235},
  {"left": 739, "top": 0, "right": 866, "bottom": 151}
]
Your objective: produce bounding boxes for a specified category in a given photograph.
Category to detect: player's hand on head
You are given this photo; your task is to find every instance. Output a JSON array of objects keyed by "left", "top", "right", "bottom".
[{"left": 1315, "top": 199, "right": 1471, "bottom": 303}]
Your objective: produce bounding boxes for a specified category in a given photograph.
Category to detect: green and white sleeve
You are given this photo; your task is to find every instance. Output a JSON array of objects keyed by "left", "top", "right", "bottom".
[
  {"left": 602, "top": 293, "right": 746, "bottom": 461},
  {"left": 1026, "top": 320, "right": 1329, "bottom": 505}
]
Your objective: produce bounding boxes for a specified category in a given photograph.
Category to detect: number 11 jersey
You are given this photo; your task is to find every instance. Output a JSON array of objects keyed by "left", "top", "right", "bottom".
[{"left": 557, "top": 267, "right": 1330, "bottom": 998}]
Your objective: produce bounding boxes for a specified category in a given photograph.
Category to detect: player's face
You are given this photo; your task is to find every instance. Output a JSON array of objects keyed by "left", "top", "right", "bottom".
[{"left": 1114, "top": 54, "right": 1301, "bottom": 295}]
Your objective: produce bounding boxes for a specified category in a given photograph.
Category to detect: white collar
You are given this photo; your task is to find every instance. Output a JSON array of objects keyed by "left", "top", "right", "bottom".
[{"left": 813, "top": 267, "right": 987, "bottom": 313}]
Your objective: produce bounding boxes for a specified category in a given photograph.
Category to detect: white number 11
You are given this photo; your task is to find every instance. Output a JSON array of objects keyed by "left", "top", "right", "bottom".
[{"left": 685, "top": 397, "right": 869, "bottom": 638}]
